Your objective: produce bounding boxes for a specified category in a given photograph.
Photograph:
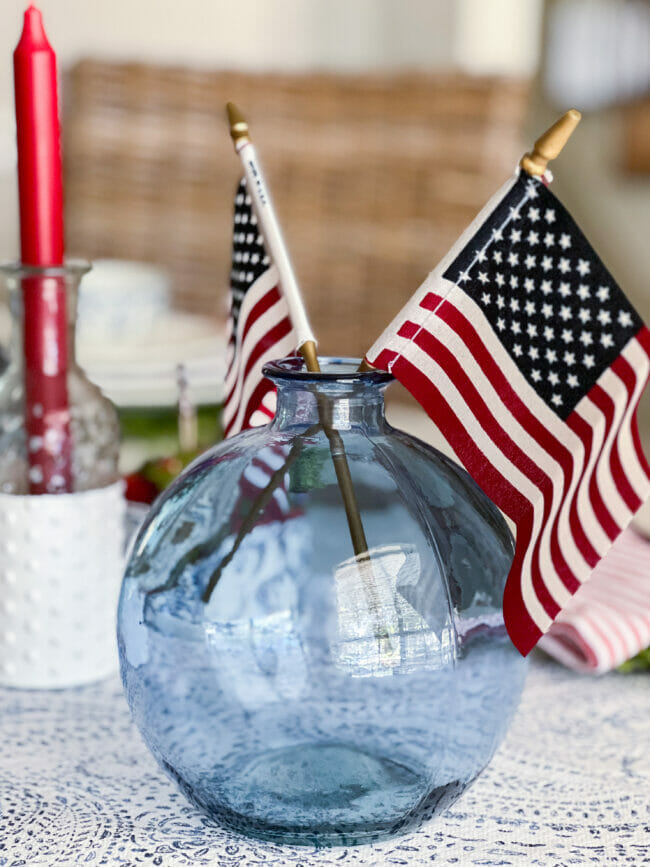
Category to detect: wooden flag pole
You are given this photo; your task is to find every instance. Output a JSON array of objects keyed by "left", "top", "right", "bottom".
[
  {"left": 227, "top": 102, "right": 369, "bottom": 559},
  {"left": 520, "top": 109, "right": 582, "bottom": 177}
]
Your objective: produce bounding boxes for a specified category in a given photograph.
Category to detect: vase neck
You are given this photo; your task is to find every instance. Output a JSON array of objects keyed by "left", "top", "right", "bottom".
[{"left": 265, "top": 359, "right": 393, "bottom": 433}]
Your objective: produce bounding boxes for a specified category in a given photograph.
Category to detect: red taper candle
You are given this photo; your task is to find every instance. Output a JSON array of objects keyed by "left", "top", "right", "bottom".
[{"left": 14, "top": 5, "right": 72, "bottom": 493}]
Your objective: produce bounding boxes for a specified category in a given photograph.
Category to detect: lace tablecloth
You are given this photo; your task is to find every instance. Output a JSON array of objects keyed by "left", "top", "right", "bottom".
[{"left": 1, "top": 655, "right": 648, "bottom": 866}]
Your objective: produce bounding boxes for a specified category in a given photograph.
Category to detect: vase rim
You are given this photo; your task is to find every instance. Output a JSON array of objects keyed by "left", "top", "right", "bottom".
[{"left": 263, "top": 355, "right": 394, "bottom": 384}]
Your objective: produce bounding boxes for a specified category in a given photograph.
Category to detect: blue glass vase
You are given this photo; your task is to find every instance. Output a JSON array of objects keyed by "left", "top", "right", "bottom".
[{"left": 117, "top": 357, "right": 526, "bottom": 847}]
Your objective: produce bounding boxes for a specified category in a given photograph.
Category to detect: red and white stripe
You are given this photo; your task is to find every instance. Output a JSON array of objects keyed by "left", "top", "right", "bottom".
[
  {"left": 539, "top": 526, "right": 650, "bottom": 672},
  {"left": 367, "top": 276, "right": 650, "bottom": 656},
  {"left": 223, "top": 264, "right": 296, "bottom": 437},
  {"left": 238, "top": 442, "right": 293, "bottom": 521}
]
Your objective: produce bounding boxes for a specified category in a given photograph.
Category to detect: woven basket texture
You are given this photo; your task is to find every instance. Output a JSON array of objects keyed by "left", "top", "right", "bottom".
[{"left": 63, "top": 62, "right": 529, "bottom": 356}]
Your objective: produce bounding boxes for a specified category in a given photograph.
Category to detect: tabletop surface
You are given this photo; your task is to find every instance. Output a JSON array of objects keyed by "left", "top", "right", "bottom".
[{"left": 1, "top": 655, "right": 649, "bottom": 867}]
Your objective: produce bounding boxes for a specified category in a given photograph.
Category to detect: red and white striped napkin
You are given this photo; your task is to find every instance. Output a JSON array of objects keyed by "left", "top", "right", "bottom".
[{"left": 539, "top": 525, "right": 650, "bottom": 673}]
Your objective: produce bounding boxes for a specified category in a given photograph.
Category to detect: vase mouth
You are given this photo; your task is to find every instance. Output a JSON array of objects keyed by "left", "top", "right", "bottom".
[
  {"left": 0, "top": 259, "right": 92, "bottom": 279},
  {"left": 263, "top": 356, "right": 393, "bottom": 385}
]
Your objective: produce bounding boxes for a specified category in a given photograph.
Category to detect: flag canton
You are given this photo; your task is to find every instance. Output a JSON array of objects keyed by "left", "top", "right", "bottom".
[
  {"left": 443, "top": 175, "right": 642, "bottom": 420},
  {"left": 230, "top": 179, "right": 271, "bottom": 332}
]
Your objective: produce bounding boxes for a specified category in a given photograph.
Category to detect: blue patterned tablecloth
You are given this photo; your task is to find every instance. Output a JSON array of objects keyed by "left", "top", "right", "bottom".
[{"left": 1, "top": 655, "right": 648, "bottom": 866}]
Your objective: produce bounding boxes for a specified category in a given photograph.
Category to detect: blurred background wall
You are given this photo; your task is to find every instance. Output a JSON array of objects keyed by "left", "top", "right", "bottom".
[{"left": 0, "top": 0, "right": 543, "bottom": 259}]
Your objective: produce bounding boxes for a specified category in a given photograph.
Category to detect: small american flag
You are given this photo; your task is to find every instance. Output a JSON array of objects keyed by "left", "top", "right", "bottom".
[
  {"left": 366, "top": 171, "right": 650, "bottom": 655},
  {"left": 540, "top": 526, "right": 650, "bottom": 673},
  {"left": 223, "top": 179, "right": 296, "bottom": 437}
]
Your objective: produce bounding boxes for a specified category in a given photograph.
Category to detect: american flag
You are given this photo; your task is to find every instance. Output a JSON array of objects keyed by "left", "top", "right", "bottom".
[
  {"left": 366, "top": 171, "right": 650, "bottom": 655},
  {"left": 540, "top": 526, "right": 650, "bottom": 673},
  {"left": 223, "top": 179, "right": 296, "bottom": 437}
]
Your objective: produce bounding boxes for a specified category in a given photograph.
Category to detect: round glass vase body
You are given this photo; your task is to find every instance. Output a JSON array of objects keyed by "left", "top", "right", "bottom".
[
  {"left": 0, "top": 262, "right": 120, "bottom": 494},
  {"left": 118, "top": 358, "right": 526, "bottom": 847}
]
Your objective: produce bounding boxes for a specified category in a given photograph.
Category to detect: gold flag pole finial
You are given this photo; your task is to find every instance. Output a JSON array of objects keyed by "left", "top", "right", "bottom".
[
  {"left": 226, "top": 101, "right": 250, "bottom": 144},
  {"left": 520, "top": 109, "right": 582, "bottom": 177}
]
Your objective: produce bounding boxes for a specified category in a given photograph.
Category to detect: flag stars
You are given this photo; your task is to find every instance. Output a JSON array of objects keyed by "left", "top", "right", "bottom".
[
  {"left": 446, "top": 180, "right": 641, "bottom": 416},
  {"left": 597, "top": 310, "right": 612, "bottom": 326},
  {"left": 597, "top": 286, "right": 610, "bottom": 302},
  {"left": 618, "top": 310, "right": 633, "bottom": 327},
  {"left": 578, "top": 308, "right": 591, "bottom": 323}
]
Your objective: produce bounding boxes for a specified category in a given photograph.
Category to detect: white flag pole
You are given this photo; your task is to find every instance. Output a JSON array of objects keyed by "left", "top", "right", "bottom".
[{"left": 227, "top": 102, "right": 319, "bottom": 373}]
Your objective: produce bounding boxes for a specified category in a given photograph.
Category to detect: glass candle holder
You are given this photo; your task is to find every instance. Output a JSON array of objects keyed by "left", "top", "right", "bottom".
[
  {"left": 118, "top": 357, "right": 526, "bottom": 847},
  {"left": 0, "top": 262, "right": 120, "bottom": 494}
]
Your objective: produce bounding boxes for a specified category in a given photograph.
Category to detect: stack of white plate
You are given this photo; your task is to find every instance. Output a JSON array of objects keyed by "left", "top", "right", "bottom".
[{"left": 75, "top": 260, "right": 226, "bottom": 408}]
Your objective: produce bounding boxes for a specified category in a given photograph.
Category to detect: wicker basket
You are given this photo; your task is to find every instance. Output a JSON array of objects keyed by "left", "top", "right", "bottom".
[{"left": 63, "top": 62, "right": 529, "bottom": 356}]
